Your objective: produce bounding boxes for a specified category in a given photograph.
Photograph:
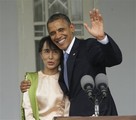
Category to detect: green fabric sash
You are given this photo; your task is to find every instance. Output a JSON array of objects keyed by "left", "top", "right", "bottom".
[{"left": 21, "top": 72, "right": 39, "bottom": 120}]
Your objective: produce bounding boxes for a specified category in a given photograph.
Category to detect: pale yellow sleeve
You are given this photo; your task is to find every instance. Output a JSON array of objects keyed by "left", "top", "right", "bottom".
[
  {"left": 64, "top": 95, "right": 70, "bottom": 116},
  {"left": 22, "top": 91, "right": 35, "bottom": 120}
]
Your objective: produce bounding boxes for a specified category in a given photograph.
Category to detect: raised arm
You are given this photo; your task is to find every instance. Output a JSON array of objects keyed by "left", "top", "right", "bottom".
[{"left": 84, "top": 8, "right": 105, "bottom": 40}]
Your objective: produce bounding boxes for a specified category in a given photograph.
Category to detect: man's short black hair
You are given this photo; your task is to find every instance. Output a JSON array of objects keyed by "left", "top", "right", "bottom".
[{"left": 47, "top": 13, "right": 71, "bottom": 27}]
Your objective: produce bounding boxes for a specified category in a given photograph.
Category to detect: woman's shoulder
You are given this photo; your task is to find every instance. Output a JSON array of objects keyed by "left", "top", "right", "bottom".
[{"left": 26, "top": 72, "right": 38, "bottom": 81}]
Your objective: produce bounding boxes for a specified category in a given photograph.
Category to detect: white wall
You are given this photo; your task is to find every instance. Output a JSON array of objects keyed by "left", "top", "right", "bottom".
[
  {"left": 0, "top": 0, "right": 135, "bottom": 119},
  {"left": 98, "top": 0, "right": 136, "bottom": 115},
  {"left": 18, "top": 0, "right": 35, "bottom": 79},
  {"left": 0, "top": 0, "right": 20, "bottom": 119},
  {"left": 135, "top": 0, "right": 136, "bottom": 114}
]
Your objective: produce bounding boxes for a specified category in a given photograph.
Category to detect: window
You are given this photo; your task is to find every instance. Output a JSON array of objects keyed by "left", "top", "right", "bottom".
[{"left": 33, "top": 0, "right": 83, "bottom": 39}]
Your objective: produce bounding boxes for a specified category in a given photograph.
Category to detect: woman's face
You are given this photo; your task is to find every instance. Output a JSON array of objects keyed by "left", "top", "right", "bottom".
[{"left": 40, "top": 42, "right": 61, "bottom": 70}]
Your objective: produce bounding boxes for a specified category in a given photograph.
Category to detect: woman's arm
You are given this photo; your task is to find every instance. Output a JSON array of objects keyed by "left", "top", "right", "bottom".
[{"left": 22, "top": 91, "right": 35, "bottom": 120}]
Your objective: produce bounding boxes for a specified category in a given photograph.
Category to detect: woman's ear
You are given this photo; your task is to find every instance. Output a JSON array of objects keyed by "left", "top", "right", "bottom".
[{"left": 40, "top": 52, "right": 43, "bottom": 60}]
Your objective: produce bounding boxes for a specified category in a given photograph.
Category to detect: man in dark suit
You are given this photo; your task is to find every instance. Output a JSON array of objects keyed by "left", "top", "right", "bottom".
[
  {"left": 47, "top": 8, "right": 122, "bottom": 116},
  {"left": 20, "top": 9, "right": 122, "bottom": 116}
]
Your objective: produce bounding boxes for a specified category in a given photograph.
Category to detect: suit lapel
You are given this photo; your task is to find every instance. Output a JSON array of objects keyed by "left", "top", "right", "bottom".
[{"left": 67, "top": 38, "right": 80, "bottom": 87}]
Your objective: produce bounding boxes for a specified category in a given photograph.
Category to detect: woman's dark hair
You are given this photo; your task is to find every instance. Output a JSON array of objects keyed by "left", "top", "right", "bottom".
[
  {"left": 38, "top": 35, "right": 62, "bottom": 54},
  {"left": 38, "top": 36, "right": 63, "bottom": 68}
]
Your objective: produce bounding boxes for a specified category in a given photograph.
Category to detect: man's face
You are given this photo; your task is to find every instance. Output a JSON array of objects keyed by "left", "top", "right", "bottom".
[{"left": 47, "top": 19, "right": 75, "bottom": 50}]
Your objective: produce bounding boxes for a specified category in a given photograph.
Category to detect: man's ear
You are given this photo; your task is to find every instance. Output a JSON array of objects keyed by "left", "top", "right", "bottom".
[{"left": 70, "top": 23, "right": 75, "bottom": 33}]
